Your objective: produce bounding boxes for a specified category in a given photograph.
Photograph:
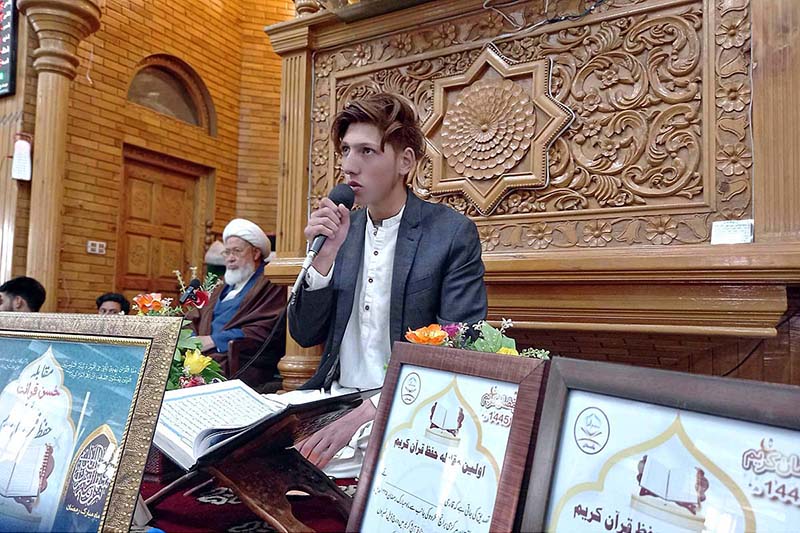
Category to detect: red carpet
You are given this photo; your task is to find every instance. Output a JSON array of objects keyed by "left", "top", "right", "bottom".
[{"left": 140, "top": 475, "right": 353, "bottom": 532}]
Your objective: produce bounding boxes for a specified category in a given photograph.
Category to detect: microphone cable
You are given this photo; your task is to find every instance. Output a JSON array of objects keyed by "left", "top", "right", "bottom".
[{"left": 230, "top": 301, "right": 290, "bottom": 382}]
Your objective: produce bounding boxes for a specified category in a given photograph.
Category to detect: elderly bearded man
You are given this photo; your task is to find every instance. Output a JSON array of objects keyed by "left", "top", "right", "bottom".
[{"left": 188, "top": 218, "right": 286, "bottom": 388}]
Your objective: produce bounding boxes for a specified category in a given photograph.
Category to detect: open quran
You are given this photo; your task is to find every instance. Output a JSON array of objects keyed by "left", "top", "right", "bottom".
[
  {"left": 0, "top": 443, "right": 53, "bottom": 498},
  {"left": 153, "top": 379, "right": 378, "bottom": 470},
  {"left": 630, "top": 454, "right": 709, "bottom": 530}
]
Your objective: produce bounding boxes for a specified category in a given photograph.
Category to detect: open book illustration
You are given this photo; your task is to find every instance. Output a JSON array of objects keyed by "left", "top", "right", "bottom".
[
  {"left": 634, "top": 454, "right": 709, "bottom": 517},
  {"left": 154, "top": 379, "right": 379, "bottom": 470},
  {"left": 0, "top": 443, "right": 53, "bottom": 499}
]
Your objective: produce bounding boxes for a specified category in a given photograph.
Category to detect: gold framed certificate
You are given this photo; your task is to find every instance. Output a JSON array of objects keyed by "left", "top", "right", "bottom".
[
  {"left": 520, "top": 357, "right": 800, "bottom": 533},
  {"left": 0, "top": 313, "right": 181, "bottom": 533},
  {"left": 348, "top": 342, "right": 548, "bottom": 533}
]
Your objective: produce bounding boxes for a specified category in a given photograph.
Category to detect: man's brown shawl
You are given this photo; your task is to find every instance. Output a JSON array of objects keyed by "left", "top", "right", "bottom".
[{"left": 188, "top": 273, "right": 286, "bottom": 350}]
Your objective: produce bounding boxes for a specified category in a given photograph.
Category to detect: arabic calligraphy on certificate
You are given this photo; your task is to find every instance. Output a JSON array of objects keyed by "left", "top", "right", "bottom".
[
  {"left": 360, "top": 365, "right": 520, "bottom": 533},
  {"left": 544, "top": 390, "right": 800, "bottom": 532}
]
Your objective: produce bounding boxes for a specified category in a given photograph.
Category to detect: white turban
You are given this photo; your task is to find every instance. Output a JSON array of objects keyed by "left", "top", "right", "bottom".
[{"left": 222, "top": 218, "right": 271, "bottom": 258}]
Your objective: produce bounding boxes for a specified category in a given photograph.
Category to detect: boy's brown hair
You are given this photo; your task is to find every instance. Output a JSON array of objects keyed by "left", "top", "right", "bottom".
[{"left": 331, "top": 92, "right": 426, "bottom": 161}]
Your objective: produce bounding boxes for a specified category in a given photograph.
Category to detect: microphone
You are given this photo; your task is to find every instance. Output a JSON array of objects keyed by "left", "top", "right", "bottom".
[
  {"left": 290, "top": 184, "right": 356, "bottom": 299},
  {"left": 179, "top": 278, "right": 202, "bottom": 304}
]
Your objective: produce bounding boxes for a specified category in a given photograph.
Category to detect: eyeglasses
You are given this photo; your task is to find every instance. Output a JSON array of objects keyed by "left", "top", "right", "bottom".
[{"left": 221, "top": 246, "right": 253, "bottom": 258}]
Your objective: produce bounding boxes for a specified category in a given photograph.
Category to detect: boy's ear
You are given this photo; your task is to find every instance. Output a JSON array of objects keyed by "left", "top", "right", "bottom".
[{"left": 398, "top": 146, "right": 416, "bottom": 177}]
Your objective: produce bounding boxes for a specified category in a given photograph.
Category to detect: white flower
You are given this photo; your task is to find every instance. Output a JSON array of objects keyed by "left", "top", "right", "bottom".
[
  {"left": 473, "top": 320, "right": 486, "bottom": 331},
  {"left": 501, "top": 318, "right": 514, "bottom": 331},
  {"left": 520, "top": 348, "right": 550, "bottom": 360}
]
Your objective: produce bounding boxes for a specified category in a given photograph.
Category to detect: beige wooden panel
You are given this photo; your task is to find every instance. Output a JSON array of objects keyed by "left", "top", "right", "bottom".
[{"left": 118, "top": 158, "right": 196, "bottom": 298}]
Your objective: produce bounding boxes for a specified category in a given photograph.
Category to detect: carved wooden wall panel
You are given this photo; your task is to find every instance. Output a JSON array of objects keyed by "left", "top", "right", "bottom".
[
  {"left": 265, "top": 0, "right": 800, "bottom": 388},
  {"left": 308, "top": 0, "right": 753, "bottom": 253}
]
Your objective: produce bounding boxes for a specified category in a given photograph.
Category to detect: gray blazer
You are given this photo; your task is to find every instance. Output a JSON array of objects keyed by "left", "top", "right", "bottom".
[{"left": 289, "top": 191, "right": 488, "bottom": 390}]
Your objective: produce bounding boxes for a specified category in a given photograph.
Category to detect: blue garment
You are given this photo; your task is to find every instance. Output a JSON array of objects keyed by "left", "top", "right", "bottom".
[{"left": 210, "top": 264, "right": 264, "bottom": 352}]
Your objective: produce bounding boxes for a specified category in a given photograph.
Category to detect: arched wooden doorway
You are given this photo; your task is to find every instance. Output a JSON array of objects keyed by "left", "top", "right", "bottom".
[{"left": 117, "top": 55, "right": 216, "bottom": 301}]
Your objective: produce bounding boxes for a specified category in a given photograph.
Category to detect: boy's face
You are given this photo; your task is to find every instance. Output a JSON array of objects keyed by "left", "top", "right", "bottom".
[{"left": 339, "top": 122, "right": 414, "bottom": 207}]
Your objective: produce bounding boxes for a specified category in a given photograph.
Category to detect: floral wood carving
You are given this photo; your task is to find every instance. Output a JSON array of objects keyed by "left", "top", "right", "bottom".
[
  {"left": 308, "top": 0, "right": 753, "bottom": 252},
  {"left": 423, "top": 49, "right": 573, "bottom": 214},
  {"left": 441, "top": 79, "right": 536, "bottom": 181}
]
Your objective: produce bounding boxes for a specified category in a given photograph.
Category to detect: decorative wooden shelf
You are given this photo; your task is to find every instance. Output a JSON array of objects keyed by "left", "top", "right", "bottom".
[{"left": 267, "top": 242, "right": 800, "bottom": 338}]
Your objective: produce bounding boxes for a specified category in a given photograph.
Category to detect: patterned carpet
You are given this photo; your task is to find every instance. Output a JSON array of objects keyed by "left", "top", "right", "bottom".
[{"left": 140, "top": 474, "right": 355, "bottom": 532}]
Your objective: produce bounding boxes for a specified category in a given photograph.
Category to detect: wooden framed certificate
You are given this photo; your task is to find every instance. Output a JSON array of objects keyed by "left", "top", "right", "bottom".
[
  {"left": 0, "top": 313, "right": 181, "bottom": 533},
  {"left": 347, "top": 342, "right": 549, "bottom": 533},
  {"left": 520, "top": 357, "right": 800, "bottom": 533}
]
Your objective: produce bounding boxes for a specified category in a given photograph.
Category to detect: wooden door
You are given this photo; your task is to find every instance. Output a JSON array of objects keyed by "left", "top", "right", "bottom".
[{"left": 117, "top": 157, "right": 199, "bottom": 303}]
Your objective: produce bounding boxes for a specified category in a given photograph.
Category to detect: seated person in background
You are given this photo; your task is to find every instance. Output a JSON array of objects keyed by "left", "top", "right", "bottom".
[
  {"left": 96, "top": 292, "right": 131, "bottom": 315},
  {"left": 0, "top": 276, "right": 46, "bottom": 312},
  {"left": 289, "top": 93, "right": 487, "bottom": 477},
  {"left": 188, "top": 218, "right": 286, "bottom": 386}
]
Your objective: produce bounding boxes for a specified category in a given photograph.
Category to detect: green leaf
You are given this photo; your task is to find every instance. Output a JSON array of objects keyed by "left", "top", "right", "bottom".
[
  {"left": 201, "top": 369, "right": 225, "bottom": 382},
  {"left": 177, "top": 335, "right": 202, "bottom": 351},
  {"left": 471, "top": 337, "right": 496, "bottom": 353},
  {"left": 479, "top": 323, "right": 504, "bottom": 352},
  {"left": 166, "top": 360, "right": 184, "bottom": 390},
  {"left": 500, "top": 336, "right": 517, "bottom": 351},
  {"left": 205, "top": 359, "right": 223, "bottom": 374},
  {"left": 203, "top": 272, "right": 221, "bottom": 291}
]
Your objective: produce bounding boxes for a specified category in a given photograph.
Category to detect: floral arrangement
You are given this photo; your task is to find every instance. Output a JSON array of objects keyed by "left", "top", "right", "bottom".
[
  {"left": 131, "top": 268, "right": 224, "bottom": 390},
  {"left": 405, "top": 319, "right": 550, "bottom": 359}
]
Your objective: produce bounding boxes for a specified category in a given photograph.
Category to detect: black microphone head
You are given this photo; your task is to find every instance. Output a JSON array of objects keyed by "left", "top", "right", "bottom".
[
  {"left": 329, "top": 183, "right": 355, "bottom": 210},
  {"left": 179, "top": 278, "right": 202, "bottom": 304}
]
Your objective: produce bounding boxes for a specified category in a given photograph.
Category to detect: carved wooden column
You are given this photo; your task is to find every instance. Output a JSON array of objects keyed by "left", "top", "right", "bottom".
[
  {"left": 752, "top": 0, "right": 800, "bottom": 242},
  {"left": 267, "top": 24, "right": 323, "bottom": 390},
  {"left": 18, "top": 0, "right": 101, "bottom": 311}
]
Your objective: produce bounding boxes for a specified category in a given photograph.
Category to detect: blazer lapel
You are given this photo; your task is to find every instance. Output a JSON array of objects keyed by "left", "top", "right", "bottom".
[
  {"left": 390, "top": 192, "right": 422, "bottom": 343},
  {"left": 333, "top": 209, "right": 367, "bottom": 343}
]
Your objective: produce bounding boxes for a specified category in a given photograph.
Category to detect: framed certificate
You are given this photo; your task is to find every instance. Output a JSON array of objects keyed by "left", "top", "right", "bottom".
[
  {"left": 520, "top": 357, "right": 800, "bottom": 533},
  {"left": 347, "top": 342, "right": 549, "bottom": 533},
  {"left": 0, "top": 313, "right": 181, "bottom": 533}
]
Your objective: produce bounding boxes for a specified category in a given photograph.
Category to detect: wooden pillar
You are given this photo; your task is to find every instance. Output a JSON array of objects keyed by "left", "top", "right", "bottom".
[
  {"left": 752, "top": 0, "right": 800, "bottom": 242},
  {"left": 18, "top": 0, "right": 101, "bottom": 311},
  {"left": 269, "top": 26, "right": 324, "bottom": 390},
  {"left": 0, "top": 181, "right": 20, "bottom": 282}
]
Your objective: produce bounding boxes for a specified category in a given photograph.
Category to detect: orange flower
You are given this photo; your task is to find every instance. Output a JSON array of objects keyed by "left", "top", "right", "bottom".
[
  {"left": 405, "top": 324, "right": 448, "bottom": 346},
  {"left": 133, "top": 293, "right": 164, "bottom": 314}
]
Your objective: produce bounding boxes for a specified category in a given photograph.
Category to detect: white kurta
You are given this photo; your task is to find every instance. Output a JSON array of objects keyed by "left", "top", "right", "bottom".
[{"left": 285, "top": 207, "right": 404, "bottom": 478}]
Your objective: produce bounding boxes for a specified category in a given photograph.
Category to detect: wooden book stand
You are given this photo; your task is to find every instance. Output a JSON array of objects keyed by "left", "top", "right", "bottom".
[{"left": 146, "top": 399, "right": 369, "bottom": 531}]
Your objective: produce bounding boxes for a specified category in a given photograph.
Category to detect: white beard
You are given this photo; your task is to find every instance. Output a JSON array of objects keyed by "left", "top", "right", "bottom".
[{"left": 224, "top": 263, "right": 256, "bottom": 287}]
